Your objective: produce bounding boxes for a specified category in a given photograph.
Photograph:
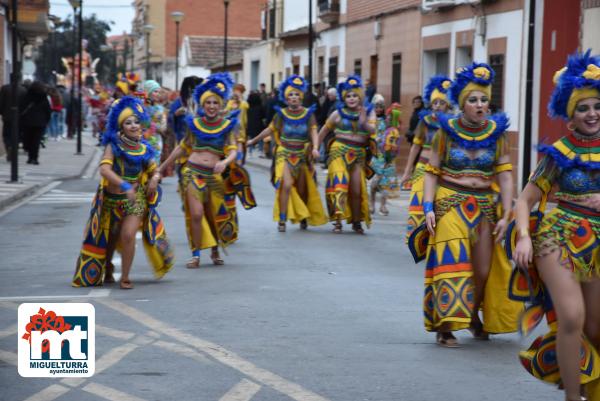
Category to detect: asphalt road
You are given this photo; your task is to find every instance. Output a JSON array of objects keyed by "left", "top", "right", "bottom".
[{"left": 0, "top": 165, "right": 561, "bottom": 401}]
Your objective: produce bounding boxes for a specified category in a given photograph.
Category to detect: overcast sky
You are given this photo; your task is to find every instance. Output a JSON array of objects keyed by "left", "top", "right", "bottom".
[{"left": 49, "top": 0, "right": 135, "bottom": 36}]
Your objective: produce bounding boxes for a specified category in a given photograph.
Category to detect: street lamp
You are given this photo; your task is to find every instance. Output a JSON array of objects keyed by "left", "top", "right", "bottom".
[
  {"left": 170, "top": 11, "right": 184, "bottom": 90},
  {"left": 68, "top": 0, "right": 81, "bottom": 142},
  {"left": 142, "top": 24, "right": 154, "bottom": 80},
  {"left": 223, "top": 0, "right": 230, "bottom": 70}
]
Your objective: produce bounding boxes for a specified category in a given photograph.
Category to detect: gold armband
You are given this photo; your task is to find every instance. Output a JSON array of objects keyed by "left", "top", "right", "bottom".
[
  {"left": 412, "top": 137, "right": 424, "bottom": 146},
  {"left": 495, "top": 163, "right": 513, "bottom": 174},
  {"left": 100, "top": 158, "right": 113, "bottom": 166},
  {"left": 325, "top": 120, "right": 336, "bottom": 130},
  {"left": 310, "top": 124, "right": 318, "bottom": 130},
  {"left": 424, "top": 163, "right": 441, "bottom": 176},
  {"left": 225, "top": 144, "right": 238, "bottom": 154}
]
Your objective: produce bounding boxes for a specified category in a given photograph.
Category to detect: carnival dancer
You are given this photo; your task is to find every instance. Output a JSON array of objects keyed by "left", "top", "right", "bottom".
[
  {"left": 416, "top": 62, "right": 521, "bottom": 346},
  {"left": 511, "top": 51, "right": 600, "bottom": 401},
  {"left": 143, "top": 80, "right": 166, "bottom": 165},
  {"left": 369, "top": 96, "right": 401, "bottom": 216},
  {"left": 72, "top": 96, "right": 174, "bottom": 289},
  {"left": 316, "top": 75, "right": 376, "bottom": 234},
  {"left": 247, "top": 75, "right": 326, "bottom": 232},
  {"left": 400, "top": 76, "right": 452, "bottom": 240},
  {"left": 159, "top": 73, "right": 239, "bottom": 268}
]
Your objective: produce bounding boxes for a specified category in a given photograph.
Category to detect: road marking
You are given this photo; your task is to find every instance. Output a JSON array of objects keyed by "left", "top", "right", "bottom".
[
  {"left": 219, "top": 379, "right": 262, "bottom": 401},
  {"left": 0, "top": 349, "right": 17, "bottom": 366},
  {"left": 0, "top": 288, "right": 110, "bottom": 301},
  {"left": 0, "top": 323, "right": 16, "bottom": 339},
  {"left": 95, "top": 342, "right": 139, "bottom": 375},
  {"left": 99, "top": 299, "right": 332, "bottom": 401},
  {"left": 153, "top": 340, "right": 212, "bottom": 364},
  {"left": 0, "top": 181, "right": 62, "bottom": 218},
  {"left": 82, "top": 382, "right": 149, "bottom": 401},
  {"left": 23, "top": 384, "right": 70, "bottom": 401},
  {"left": 96, "top": 324, "right": 136, "bottom": 340}
]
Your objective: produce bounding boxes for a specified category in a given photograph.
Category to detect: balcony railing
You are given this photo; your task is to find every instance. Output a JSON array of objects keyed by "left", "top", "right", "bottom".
[
  {"left": 422, "top": 0, "right": 481, "bottom": 12},
  {"left": 318, "top": 0, "right": 340, "bottom": 24}
]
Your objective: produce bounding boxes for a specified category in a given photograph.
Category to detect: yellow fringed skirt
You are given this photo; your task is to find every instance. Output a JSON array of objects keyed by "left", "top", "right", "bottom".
[
  {"left": 325, "top": 139, "right": 371, "bottom": 226},
  {"left": 181, "top": 161, "right": 238, "bottom": 250},
  {"left": 424, "top": 182, "right": 522, "bottom": 333},
  {"left": 272, "top": 144, "right": 327, "bottom": 226}
]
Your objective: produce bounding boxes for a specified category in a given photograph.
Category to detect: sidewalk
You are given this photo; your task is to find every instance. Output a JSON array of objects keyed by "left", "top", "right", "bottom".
[{"left": 0, "top": 131, "right": 100, "bottom": 211}]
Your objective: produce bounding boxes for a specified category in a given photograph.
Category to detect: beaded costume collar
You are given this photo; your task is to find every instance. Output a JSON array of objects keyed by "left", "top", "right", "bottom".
[
  {"left": 438, "top": 112, "right": 509, "bottom": 149},
  {"left": 419, "top": 110, "right": 440, "bottom": 130},
  {"left": 337, "top": 103, "right": 375, "bottom": 122},
  {"left": 540, "top": 132, "right": 600, "bottom": 169},
  {"left": 186, "top": 115, "right": 237, "bottom": 141},
  {"left": 106, "top": 133, "right": 154, "bottom": 166},
  {"left": 275, "top": 104, "right": 316, "bottom": 125}
]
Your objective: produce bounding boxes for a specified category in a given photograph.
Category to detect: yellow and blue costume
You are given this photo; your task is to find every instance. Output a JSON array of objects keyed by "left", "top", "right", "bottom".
[
  {"left": 179, "top": 73, "right": 240, "bottom": 254},
  {"left": 406, "top": 76, "right": 452, "bottom": 240},
  {"left": 324, "top": 75, "right": 375, "bottom": 227},
  {"left": 268, "top": 75, "right": 327, "bottom": 226},
  {"left": 410, "top": 63, "right": 522, "bottom": 334},
  {"left": 73, "top": 96, "right": 174, "bottom": 286},
  {"left": 505, "top": 51, "right": 600, "bottom": 396}
]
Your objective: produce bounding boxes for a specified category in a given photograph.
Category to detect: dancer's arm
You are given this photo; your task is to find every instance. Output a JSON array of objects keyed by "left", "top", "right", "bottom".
[
  {"left": 158, "top": 135, "right": 189, "bottom": 174},
  {"left": 247, "top": 125, "right": 273, "bottom": 147},
  {"left": 309, "top": 115, "right": 320, "bottom": 159},
  {"left": 423, "top": 130, "right": 443, "bottom": 236},
  {"left": 513, "top": 184, "right": 542, "bottom": 268},
  {"left": 317, "top": 111, "right": 338, "bottom": 147}
]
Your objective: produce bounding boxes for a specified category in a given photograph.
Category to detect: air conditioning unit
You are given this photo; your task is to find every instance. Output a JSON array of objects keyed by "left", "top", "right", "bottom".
[{"left": 374, "top": 20, "right": 382, "bottom": 39}]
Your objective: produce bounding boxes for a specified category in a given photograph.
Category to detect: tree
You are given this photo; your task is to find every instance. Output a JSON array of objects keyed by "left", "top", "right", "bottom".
[{"left": 35, "top": 14, "right": 115, "bottom": 85}]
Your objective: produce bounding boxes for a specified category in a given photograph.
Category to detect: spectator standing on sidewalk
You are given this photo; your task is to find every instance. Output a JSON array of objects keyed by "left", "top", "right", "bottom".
[
  {"left": 406, "top": 95, "right": 424, "bottom": 144},
  {"left": 0, "top": 81, "right": 27, "bottom": 161},
  {"left": 20, "top": 81, "right": 51, "bottom": 165},
  {"left": 47, "top": 87, "right": 64, "bottom": 141},
  {"left": 246, "top": 91, "right": 265, "bottom": 154}
]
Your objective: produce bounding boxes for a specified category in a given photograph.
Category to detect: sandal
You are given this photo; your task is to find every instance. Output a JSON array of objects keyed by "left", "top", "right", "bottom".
[
  {"left": 436, "top": 332, "right": 459, "bottom": 348},
  {"left": 186, "top": 256, "right": 200, "bottom": 269},
  {"left": 352, "top": 222, "right": 364, "bottom": 234},
  {"left": 300, "top": 219, "right": 308, "bottom": 230},
  {"left": 379, "top": 205, "right": 389, "bottom": 216},
  {"left": 469, "top": 320, "right": 490, "bottom": 340},
  {"left": 278, "top": 222, "right": 286, "bottom": 232},
  {"left": 119, "top": 279, "right": 134, "bottom": 290},
  {"left": 211, "top": 250, "right": 225, "bottom": 266},
  {"left": 332, "top": 221, "right": 342, "bottom": 234},
  {"left": 104, "top": 262, "right": 116, "bottom": 284}
]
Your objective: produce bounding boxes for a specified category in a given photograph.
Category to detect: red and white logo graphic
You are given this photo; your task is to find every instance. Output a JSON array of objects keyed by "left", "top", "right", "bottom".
[{"left": 18, "top": 303, "right": 95, "bottom": 377}]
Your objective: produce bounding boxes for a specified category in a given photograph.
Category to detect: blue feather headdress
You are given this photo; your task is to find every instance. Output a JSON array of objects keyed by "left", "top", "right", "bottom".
[
  {"left": 278, "top": 75, "right": 308, "bottom": 104},
  {"left": 548, "top": 49, "right": 600, "bottom": 120},
  {"left": 449, "top": 62, "right": 495, "bottom": 107},
  {"left": 337, "top": 75, "right": 364, "bottom": 102},
  {"left": 424, "top": 75, "right": 452, "bottom": 106},
  {"left": 102, "top": 96, "right": 149, "bottom": 145},
  {"left": 193, "top": 72, "right": 234, "bottom": 106}
]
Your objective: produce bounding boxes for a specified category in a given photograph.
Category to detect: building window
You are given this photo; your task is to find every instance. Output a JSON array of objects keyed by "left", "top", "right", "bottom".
[
  {"left": 317, "top": 56, "right": 324, "bottom": 84},
  {"left": 261, "top": 10, "right": 267, "bottom": 40},
  {"left": 328, "top": 56, "right": 338, "bottom": 87},
  {"left": 354, "top": 59, "right": 362, "bottom": 77},
  {"left": 455, "top": 46, "right": 472, "bottom": 69},
  {"left": 489, "top": 54, "right": 505, "bottom": 111},
  {"left": 391, "top": 53, "right": 402, "bottom": 103},
  {"left": 435, "top": 50, "right": 449, "bottom": 75},
  {"left": 293, "top": 63, "right": 300, "bottom": 75},
  {"left": 269, "top": 5, "right": 276, "bottom": 39}
]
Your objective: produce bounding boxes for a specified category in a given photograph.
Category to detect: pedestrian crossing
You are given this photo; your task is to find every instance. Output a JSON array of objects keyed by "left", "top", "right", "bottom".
[{"left": 29, "top": 189, "right": 95, "bottom": 205}]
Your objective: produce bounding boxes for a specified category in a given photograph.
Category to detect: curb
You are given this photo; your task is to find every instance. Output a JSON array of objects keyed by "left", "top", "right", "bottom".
[{"left": 0, "top": 145, "right": 101, "bottom": 214}]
